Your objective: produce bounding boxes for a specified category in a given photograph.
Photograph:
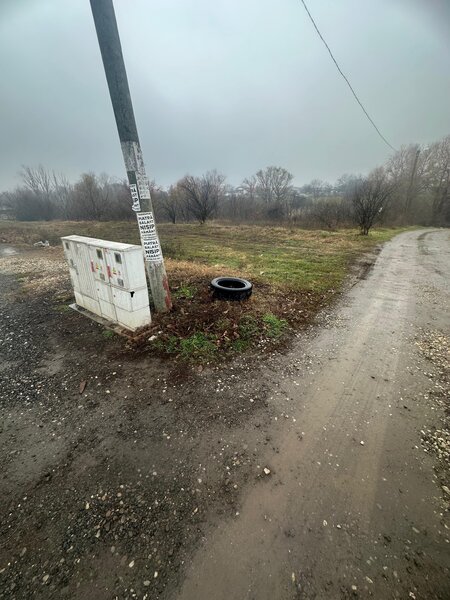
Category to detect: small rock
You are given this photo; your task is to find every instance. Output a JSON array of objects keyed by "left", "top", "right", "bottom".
[
  {"left": 143, "top": 580, "right": 150, "bottom": 587},
  {"left": 263, "top": 468, "right": 271, "bottom": 475},
  {"left": 360, "top": 441, "right": 365, "bottom": 446},
  {"left": 129, "top": 560, "right": 135, "bottom": 568}
]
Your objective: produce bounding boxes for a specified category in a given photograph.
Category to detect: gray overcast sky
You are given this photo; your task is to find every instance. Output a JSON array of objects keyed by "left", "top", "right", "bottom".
[{"left": 1, "top": 0, "right": 449, "bottom": 190}]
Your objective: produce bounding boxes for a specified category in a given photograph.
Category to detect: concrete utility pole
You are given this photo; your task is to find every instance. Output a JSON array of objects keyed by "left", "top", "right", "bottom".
[{"left": 89, "top": 0, "right": 172, "bottom": 312}]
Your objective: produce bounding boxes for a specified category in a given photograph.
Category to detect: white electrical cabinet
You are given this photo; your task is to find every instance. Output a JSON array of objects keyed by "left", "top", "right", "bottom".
[{"left": 61, "top": 235, "right": 151, "bottom": 331}]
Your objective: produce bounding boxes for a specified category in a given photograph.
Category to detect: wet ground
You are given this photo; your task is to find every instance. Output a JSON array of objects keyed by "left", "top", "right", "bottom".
[{"left": 0, "top": 229, "right": 449, "bottom": 599}]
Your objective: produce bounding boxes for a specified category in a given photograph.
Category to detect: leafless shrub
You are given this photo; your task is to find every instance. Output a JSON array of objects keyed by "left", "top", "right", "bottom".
[{"left": 351, "top": 169, "right": 393, "bottom": 235}]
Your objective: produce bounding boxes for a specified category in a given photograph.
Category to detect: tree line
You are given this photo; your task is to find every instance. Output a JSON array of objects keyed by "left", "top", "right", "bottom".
[{"left": 1, "top": 134, "right": 449, "bottom": 234}]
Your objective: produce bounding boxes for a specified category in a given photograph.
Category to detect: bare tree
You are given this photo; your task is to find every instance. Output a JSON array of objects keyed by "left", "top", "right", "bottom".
[
  {"left": 178, "top": 170, "right": 226, "bottom": 224},
  {"left": 241, "top": 175, "right": 258, "bottom": 201},
  {"left": 72, "top": 173, "right": 106, "bottom": 220},
  {"left": 221, "top": 185, "right": 261, "bottom": 222},
  {"left": 19, "top": 164, "right": 55, "bottom": 220},
  {"left": 309, "top": 197, "right": 350, "bottom": 230},
  {"left": 51, "top": 172, "right": 73, "bottom": 219},
  {"left": 254, "top": 166, "right": 294, "bottom": 205},
  {"left": 301, "top": 179, "right": 332, "bottom": 200},
  {"left": 424, "top": 136, "right": 450, "bottom": 224},
  {"left": 20, "top": 165, "right": 52, "bottom": 197},
  {"left": 385, "top": 144, "right": 426, "bottom": 221},
  {"left": 335, "top": 174, "right": 360, "bottom": 197},
  {"left": 157, "top": 185, "right": 182, "bottom": 224},
  {"left": 351, "top": 168, "right": 393, "bottom": 235}
]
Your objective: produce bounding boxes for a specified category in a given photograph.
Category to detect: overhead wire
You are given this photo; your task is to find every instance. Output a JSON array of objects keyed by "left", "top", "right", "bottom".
[{"left": 299, "top": 0, "right": 397, "bottom": 152}]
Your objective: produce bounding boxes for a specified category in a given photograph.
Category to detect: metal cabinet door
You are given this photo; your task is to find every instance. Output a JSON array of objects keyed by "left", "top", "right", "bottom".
[
  {"left": 89, "top": 246, "right": 109, "bottom": 284},
  {"left": 75, "top": 243, "right": 97, "bottom": 299},
  {"left": 104, "top": 249, "right": 129, "bottom": 290}
]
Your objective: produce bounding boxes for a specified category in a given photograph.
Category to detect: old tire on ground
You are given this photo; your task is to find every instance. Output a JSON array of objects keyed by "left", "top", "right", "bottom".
[{"left": 210, "top": 277, "right": 253, "bottom": 301}]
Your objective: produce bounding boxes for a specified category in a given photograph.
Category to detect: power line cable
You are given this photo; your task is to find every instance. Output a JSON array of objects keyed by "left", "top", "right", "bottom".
[{"left": 299, "top": 0, "right": 397, "bottom": 152}]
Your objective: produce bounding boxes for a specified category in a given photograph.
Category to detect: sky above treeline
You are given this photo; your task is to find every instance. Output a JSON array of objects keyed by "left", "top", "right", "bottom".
[{"left": 1, "top": 0, "right": 449, "bottom": 190}]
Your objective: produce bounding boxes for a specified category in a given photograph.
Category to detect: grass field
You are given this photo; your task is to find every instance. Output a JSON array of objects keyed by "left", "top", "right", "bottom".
[
  {"left": 0, "top": 220, "right": 409, "bottom": 292},
  {"left": 0, "top": 220, "right": 413, "bottom": 360}
]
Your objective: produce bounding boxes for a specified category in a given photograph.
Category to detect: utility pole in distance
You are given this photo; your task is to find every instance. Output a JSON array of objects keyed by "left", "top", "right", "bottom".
[
  {"left": 405, "top": 147, "right": 420, "bottom": 216},
  {"left": 89, "top": 0, "right": 172, "bottom": 312}
]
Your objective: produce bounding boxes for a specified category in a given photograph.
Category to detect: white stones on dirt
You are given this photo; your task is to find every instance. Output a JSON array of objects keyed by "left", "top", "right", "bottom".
[
  {"left": 263, "top": 467, "right": 271, "bottom": 475},
  {"left": 360, "top": 441, "right": 365, "bottom": 446}
]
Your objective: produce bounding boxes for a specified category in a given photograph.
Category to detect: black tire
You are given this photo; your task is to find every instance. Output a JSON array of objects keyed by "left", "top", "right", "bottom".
[{"left": 210, "top": 277, "right": 253, "bottom": 301}]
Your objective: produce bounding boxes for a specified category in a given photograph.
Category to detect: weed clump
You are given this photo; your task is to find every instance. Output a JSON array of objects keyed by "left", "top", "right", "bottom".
[
  {"left": 238, "top": 315, "right": 260, "bottom": 340},
  {"left": 102, "top": 329, "right": 115, "bottom": 339},
  {"left": 179, "top": 332, "right": 218, "bottom": 361},
  {"left": 262, "top": 313, "right": 288, "bottom": 338},
  {"left": 173, "top": 284, "right": 197, "bottom": 300}
]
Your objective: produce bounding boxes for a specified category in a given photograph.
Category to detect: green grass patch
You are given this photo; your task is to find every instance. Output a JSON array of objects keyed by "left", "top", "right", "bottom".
[
  {"left": 173, "top": 283, "right": 197, "bottom": 300},
  {"left": 231, "top": 338, "right": 250, "bottom": 353},
  {"left": 238, "top": 315, "right": 260, "bottom": 340},
  {"left": 101, "top": 329, "right": 115, "bottom": 339},
  {"left": 179, "top": 332, "right": 218, "bottom": 361},
  {"left": 262, "top": 313, "right": 288, "bottom": 338},
  {"left": 152, "top": 335, "right": 179, "bottom": 355}
]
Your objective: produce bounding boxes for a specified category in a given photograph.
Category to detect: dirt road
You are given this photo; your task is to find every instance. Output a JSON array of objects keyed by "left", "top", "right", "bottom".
[
  {"left": 173, "top": 229, "right": 450, "bottom": 600},
  {"left": 0, "top": 229, "right": 448, "bottom": 600}
]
